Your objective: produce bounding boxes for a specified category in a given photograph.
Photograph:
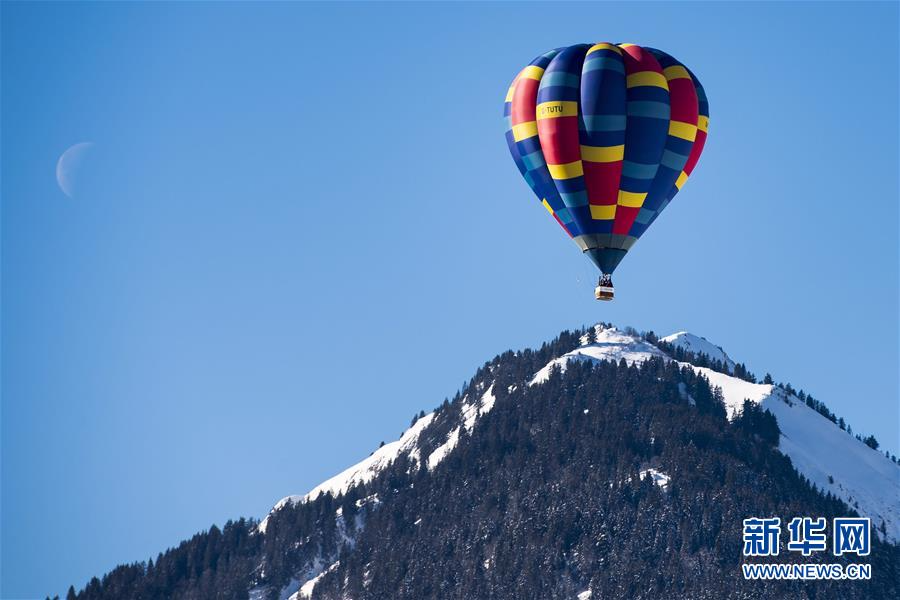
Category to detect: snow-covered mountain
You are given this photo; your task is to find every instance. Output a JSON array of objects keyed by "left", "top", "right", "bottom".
[
  {"left": 263, "top": 324, "right": 899, "bottom": 556},
  {"left": 74, "top": 323, "right": 900, "bottom": 600}
]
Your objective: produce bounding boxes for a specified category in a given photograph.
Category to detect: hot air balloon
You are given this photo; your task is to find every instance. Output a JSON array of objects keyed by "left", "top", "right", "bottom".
[{"left": 504, "top": 43, "right": 709, "bottom": 300}]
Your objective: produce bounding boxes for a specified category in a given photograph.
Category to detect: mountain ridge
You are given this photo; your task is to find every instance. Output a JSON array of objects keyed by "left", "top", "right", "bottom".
[
  {"left": 63, "top": 323, "right": 900, "bottom": 600},
  {"left": 262, "top": 325, "right": 899, "bottom": 548}
]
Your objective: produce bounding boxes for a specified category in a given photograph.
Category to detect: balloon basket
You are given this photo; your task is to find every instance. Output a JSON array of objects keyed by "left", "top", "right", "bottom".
[{"left": 595, "top": 284, "right": 614, "bottom": 301}]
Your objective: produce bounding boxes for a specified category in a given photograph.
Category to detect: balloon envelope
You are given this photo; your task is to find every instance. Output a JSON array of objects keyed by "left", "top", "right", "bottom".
[{"left": 504, "top": 44, "right": 708, "bottom": 275}]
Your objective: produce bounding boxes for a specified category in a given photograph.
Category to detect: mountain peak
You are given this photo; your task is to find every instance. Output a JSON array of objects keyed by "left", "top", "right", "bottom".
[
  {"left": 660, "top": 331, "right": 736, "bottom": 372},
  {"left": 531, "top": 325, "right": 664, "bottom": 385}
]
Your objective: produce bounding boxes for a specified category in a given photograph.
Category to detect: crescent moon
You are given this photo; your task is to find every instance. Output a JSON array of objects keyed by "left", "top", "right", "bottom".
[{"left": 56, "top": 142, "right": 95, "bottom": 198}]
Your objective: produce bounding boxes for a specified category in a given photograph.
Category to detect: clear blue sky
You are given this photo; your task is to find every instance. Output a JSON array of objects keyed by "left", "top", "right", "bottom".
[{"left": 2, "top": 2, "right": 897, "bottom": 597}]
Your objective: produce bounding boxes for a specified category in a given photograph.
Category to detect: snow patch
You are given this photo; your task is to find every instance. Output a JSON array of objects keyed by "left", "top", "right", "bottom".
[
  {"left": 305, "top": 412, "right": 435, "bottom": 502},
  {"left": 295, "top": 561, "right": 339, "bottom": 599},
  {"left": 259, "top": 413, "right": 435, "bottom": 532},
  {"left": 278, "top": 577, "right": 302, "bottom": 600},
  {"left": 687, "top": 365, "right": 772, "bottom": 419},
  {"left": 427, "top": 427, "right": 460, "bottom": 470},
  {"left": 461, "top": 384, "right": 495, "bottom": 431},
  {"left": 640, "top": 468, "right": 671, "bottom": 491},
  {"left": 428, "top": 384, "right": 496, "bottom": 470},
  {"left": 577, "top": 590, "right": 592, "bottom": 600},
  {"left": 480, "top": 383, "right": 497, "bottom": 415},
  {"left": 759, "top": 388, "right": 900, "bottom": 543},
  {"left": 262, "top": 384, "right": 497, "bottom": 532},
  {"left": 530, "top": 327, "right": 665, "bottom": 385}
]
